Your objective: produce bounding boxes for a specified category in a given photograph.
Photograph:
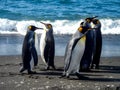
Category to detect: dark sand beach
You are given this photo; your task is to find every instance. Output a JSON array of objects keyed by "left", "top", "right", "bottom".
[{"left": 0, "top": 55, "right": 120, "bottom": 90}]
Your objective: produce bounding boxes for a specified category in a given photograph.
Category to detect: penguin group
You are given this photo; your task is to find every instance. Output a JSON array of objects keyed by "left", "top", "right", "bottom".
[
  {"left": 20, "top": 17, "right": 102, "bottom": 80},
  {"left": 20, "top": 22, "right": 56, "bottom": 74}
]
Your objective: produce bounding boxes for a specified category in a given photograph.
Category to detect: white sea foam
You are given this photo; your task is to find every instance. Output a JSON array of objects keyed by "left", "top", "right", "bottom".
[{"left": 0, "top": 18, "right": 120, "bottom": 35}]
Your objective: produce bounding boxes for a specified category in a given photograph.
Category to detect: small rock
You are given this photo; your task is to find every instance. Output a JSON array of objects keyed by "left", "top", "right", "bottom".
[
  {"left": 20, "top": 81, "right": 24, "bottom": 84},
  {"left": 45, "top": 86, "right": 50, "bottom": 89},
  {"left": 1, "top": 82, "right": 4, "bottom": 85}
]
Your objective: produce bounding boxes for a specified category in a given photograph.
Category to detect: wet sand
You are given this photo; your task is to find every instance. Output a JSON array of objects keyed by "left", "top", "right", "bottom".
[{"left": 0, "top": 55, "right": 120, "bottom": 90}]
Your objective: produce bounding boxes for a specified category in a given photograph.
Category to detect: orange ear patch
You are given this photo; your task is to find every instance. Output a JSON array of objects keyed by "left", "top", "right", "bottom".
[
  {"left": 78, "top": 27, "right": 83, "bottom": 32},
  {"left": 28, "top": 26, "right": 32, "bottom": 30}
]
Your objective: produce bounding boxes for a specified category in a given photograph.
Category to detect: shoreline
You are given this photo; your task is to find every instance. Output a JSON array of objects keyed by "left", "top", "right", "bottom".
[
  {"left": 0, "top": 55, "right": 120, "bottom": 90},
  {"left": 0, "top": 34, "right": 120, "bottom": 57}
]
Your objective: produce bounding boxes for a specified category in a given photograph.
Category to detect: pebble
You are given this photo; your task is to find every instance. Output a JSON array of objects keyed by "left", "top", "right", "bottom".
[
  {"left": 20, "top": 81, "right": 24, "bottom": 84},
  {"left": 66, "top": 85, "right": 71, "bottom": 89},
  {"left": 35, "top": 80, "right": 38, "bottom": 83},
  {"left": 1, "top": 82, "right": 4, "bottom": 85},
  {"left": 30, "top": 87, "right": 36, "bottom": 90},
  {"left": 106, "top": 85, "right": 110, "bottom": 87},
  {"left": 16, "top": 84, "right": 21, "bottom": 87},
  {"left": 109, "top": 76, "right": 113, "bottom": 78},
  {"left": 14, "top": 81, "right": 18, "bottom": 84},
  {"left": 38, "top": 87, "right": 44, "bottom": 90},
  {"left": 45, "top": 86, "right": 50, "bottom": 89}
]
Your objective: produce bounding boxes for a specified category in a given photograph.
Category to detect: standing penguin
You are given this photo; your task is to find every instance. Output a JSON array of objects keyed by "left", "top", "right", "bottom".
[
  {"left": 80, "top": 17, "right": 95, "bottom": 71},
  {"left": 79, "top": 16, "right": 99, "bottom": 71},
  {"left": 20, "top": 25, "right": 42, "bottom": 74},
  {"left": 61, "top": 21, "right": 91, "bottom": 79},
  {"left": 91, "top": 19, "right": 102, "bottom": 69},
  {"left": 40, "top": 22, "right": 55, "bottom": 70}
]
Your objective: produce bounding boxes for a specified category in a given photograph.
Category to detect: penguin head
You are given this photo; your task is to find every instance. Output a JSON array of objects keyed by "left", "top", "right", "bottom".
[
  {"left": 85, "top": 18, "right": 91, "bottom": 23},
  {"left": 82, "top": 21, "right": 91, "bottom": 29},
  {"left": 45, "top": 24, "right": 52, "bottom": 29},
  {"left": 78, "top": 21, "right": 91, "bottom": 33},
  {"left": 92, "top": 19, "right": 100, "bottom": 25},
  {"left": 40, "top": 22, "right": 53, "bottom": 30},
  {"left": 28, "top": 25, "right": 42, "bottom": 31},
  {"left": 85, "top": 16, "right": 98, "bottom": 23}
]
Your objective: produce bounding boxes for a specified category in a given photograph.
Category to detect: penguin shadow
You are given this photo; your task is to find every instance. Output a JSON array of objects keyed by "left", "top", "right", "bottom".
[
  {"left": 39, "top": 67, "right": 63, "bottom": 72},
  {"left": 69, "top": 65, "right": 120, "bottom": 81},
  {"left": 83, "top": 76, "right": 120, "bottom": 82},
  {"left": 35, "top": 71, "right": 62, "bottom": 77},
  {"left": 69, "top": 73, "right": 120, "bottom": 82},
  {"left": 90, "top": 65, "right": 120, "bottom": 74},
  {"left": 18, "top": 64, "right": 64, "bottom": 77},
  {"left": 37, "top": 64, "right": 64, "bottom": 71},
  {"left": 34, "top": 67, "right": 64, "bottom": 77},
  {"left": 0, "top": 72, "right": 23, "bottom": 77}
]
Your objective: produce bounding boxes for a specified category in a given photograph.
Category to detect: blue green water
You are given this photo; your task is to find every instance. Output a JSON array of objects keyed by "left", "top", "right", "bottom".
[
  {"left": 0, "top": 0, "right": 120, "bottom": 20},
  {"left": 0, "top": 0, "right": 120, "bottom": 34}
]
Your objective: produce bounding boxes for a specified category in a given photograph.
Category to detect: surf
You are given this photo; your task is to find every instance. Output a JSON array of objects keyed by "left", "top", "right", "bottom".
[{"left": 0, "top": 18, "right": 120, "bottom": 35}]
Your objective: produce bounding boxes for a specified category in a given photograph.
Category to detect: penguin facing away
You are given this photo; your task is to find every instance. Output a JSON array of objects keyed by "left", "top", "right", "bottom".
[
  {"left": 91, "top": 19, "right": 102, "bottom": 69},
  {"left": 40, "top": 22, "right": 55, "bottom": 70},
  {"left": 20, "top": 25, "right": 42, "bottom": 74},
  {"left": 80, "top": 16, "right": 99, "bottom": 71}
]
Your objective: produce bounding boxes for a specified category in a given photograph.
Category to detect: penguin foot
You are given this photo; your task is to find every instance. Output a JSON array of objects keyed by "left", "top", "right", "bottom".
[
  {"left": 59, "top": 72, "right": 70, "bottom": 79},
  {"left": 59, "top": 74, "right": 66, "bottom": 78},
  {"left": 60, "top": 75, "right": 70, "bottom": 79},
  {"left": 52, "top": 66, "right": 56, "bottom": 70},
  {"left": 90, "top": 65, "right": 94, "bottom": 69},
  {"left": 45, "top": 66, "right": 56, "bottom": 70},
  {"left": 80, "top": 68, "right": 91, "bottom": 72},
  {"left": 91, "top": 64, "right": 96, "bottom": 69},
  {"left": 66, "top": 75, "right": 70, "bottom": 79},
  {"left": 28, "top": 71, "right": 37, "bottom": 74},
  {"left": 45, "top": 66, "right": 50, "bottom": 70},
  {"left": 75, "top": 72, "right": 88, "bottom": 80},
  {"left": 20, "top": 68, "right": 26, "bottom": 73},
  {"left": 95, "top": 66, "right": 99, "bottom": 69},
  {"left": 33, "top": 66, "right": 38, "bottom": 69},
  {"left": 91, "top": 64, "right": 99, "bottom": 69}
]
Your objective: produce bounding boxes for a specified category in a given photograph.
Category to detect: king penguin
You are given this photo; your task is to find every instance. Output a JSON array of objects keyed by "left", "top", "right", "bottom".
[
  {"left": 80, "top": 16, "right": 98, "bottom": 71},
  {"left": 61, "top": 20, "right": 91, "bottom": 79},
  {"left": 40, "top": 22, "right": 55, "bottom": 70},
  {"left": 20, "top": 25, "right": 42, "bottom": 74},
  {"left": 91, "top": 19, "right": 102, "bottom": 69}
]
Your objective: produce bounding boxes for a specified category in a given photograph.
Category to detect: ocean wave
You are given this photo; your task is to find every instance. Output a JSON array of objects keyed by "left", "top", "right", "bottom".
[{"left": 0, "top": 18, "right": 120, "bottom": 35}]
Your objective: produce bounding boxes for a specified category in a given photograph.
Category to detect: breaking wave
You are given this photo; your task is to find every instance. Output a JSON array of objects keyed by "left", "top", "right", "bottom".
[{"left": 0, "top": 18, "right": 120, "bottom": 35}]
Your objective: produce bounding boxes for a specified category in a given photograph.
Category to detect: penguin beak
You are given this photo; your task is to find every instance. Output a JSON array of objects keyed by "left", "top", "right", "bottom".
[
  {"left": 40, "top": 22, "right": 49, "bottom": 28},
  {"left": 35, "top": 27, "right": 43, "bottom": 30},
  {"left": 40, "top": 22, "right": 52, "bottom": 29},
  {"left": 40, "top": 22, "right": 47, "bottom": 26}
]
